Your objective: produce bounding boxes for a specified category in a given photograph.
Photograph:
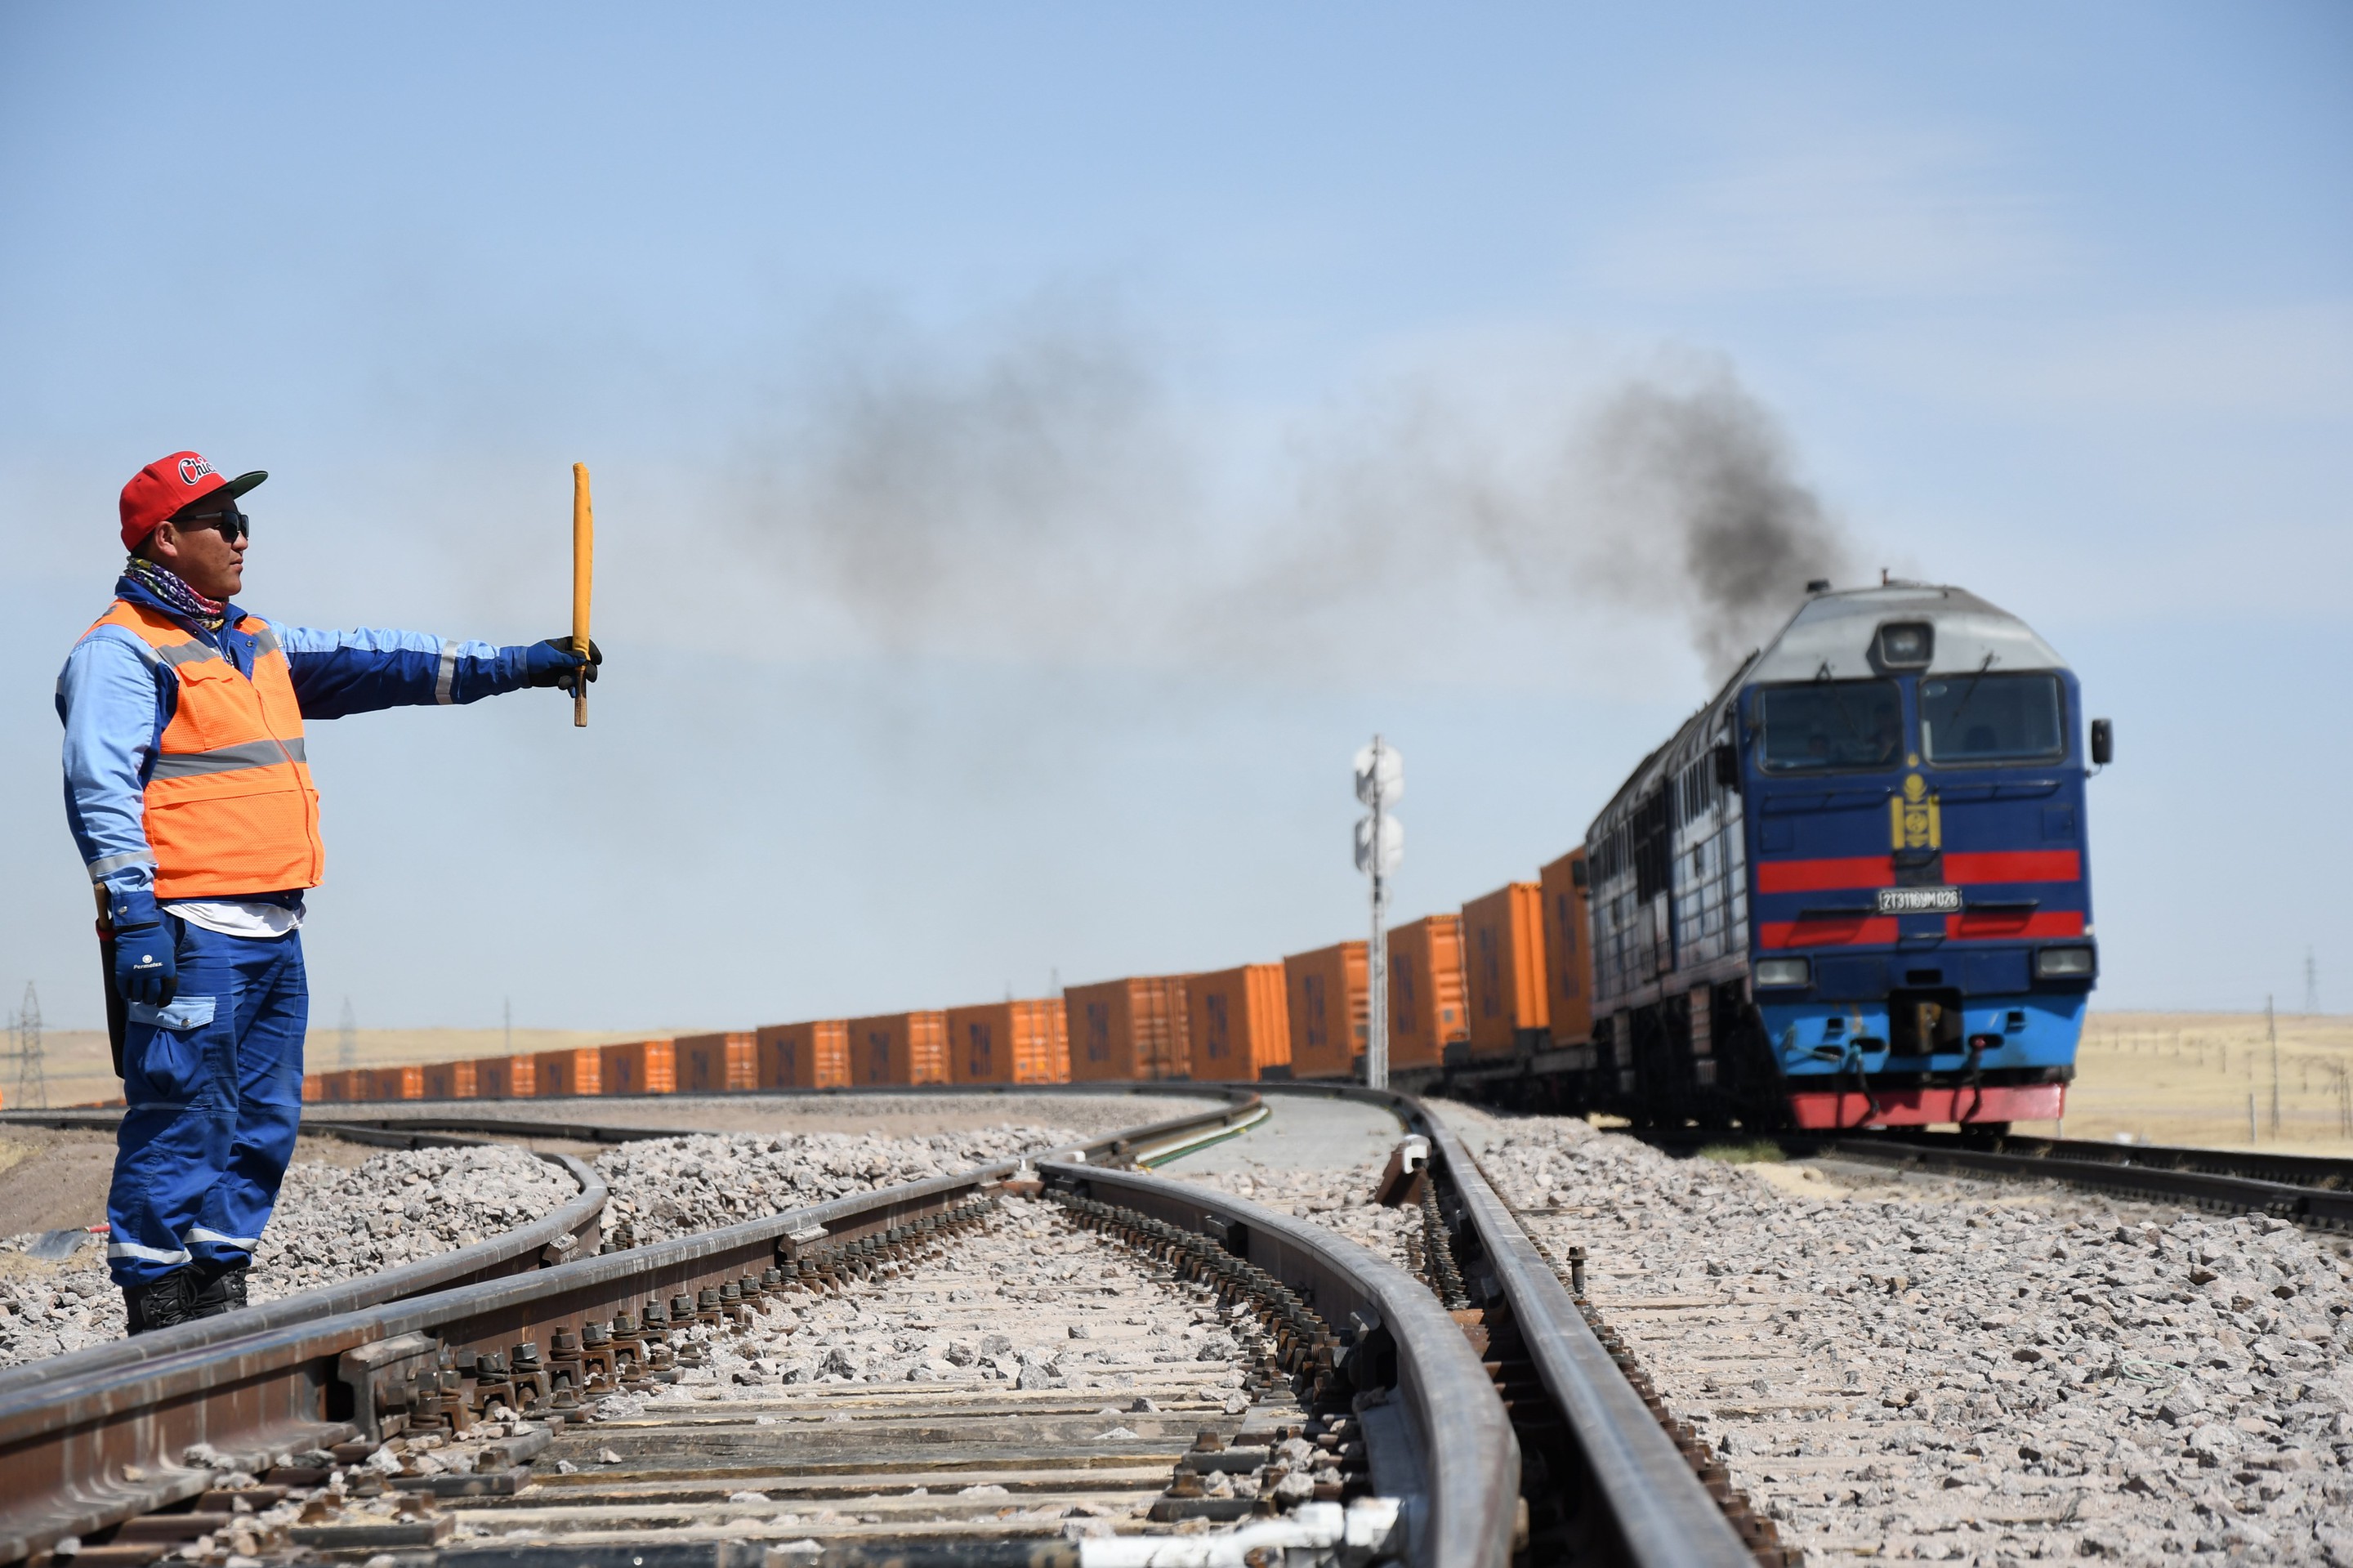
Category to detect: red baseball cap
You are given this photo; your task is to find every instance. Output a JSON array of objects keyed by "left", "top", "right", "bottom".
[{"left": 118, "top": 451, "right": 268, "bottom": 552}]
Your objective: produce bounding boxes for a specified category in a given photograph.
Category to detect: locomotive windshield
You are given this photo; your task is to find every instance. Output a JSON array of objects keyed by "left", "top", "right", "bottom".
[
  {"left": 1756, "top": 681, "right": 1904, "bottom": 772},
  {"left": 1921, "top": 671, "right": 2065, "bottom": 764}
]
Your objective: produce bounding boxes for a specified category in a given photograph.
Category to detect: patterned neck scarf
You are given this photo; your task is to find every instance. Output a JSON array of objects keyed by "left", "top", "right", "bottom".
[{"left": 124, "top": 556, "right": 230, "bottom": 632}]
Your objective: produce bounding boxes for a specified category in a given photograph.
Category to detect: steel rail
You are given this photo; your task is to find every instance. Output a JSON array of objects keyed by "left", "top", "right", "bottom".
[
  {"left": 1404, "top": 1102, "right": 1754, "bottom": 1568},
  {"left": 1040, "top": 1159, "right": 1520, "bottom": 1568},
  {"left": 0, "top": 1152, "right": 606, "bottom": 1402},
  {"left": 0, "top": 1090, "right": 1262, "bottom": 1409},
  {"left": 1832, "top": 1127, "right": 2353, "bottom": 1189},
  {"left": 1208, "top": 1083, "right": 1755, "bottom": 1568},
  {"left": 1819, "top": 1136, "right": 2353, "bottom": 1228},
  {"left": 0, "top": 1093, "right": 1267, "bottom": 1563}
]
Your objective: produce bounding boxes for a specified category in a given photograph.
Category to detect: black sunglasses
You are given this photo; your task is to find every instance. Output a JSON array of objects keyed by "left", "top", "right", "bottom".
[{"left": 172, "top": 505, "right": 250, "bottom": 543}]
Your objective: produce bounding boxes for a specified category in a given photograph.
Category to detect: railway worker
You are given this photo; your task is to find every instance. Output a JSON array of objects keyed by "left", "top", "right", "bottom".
[{"left": 57, "top": 451, "right": 603, "bottom": 1334}]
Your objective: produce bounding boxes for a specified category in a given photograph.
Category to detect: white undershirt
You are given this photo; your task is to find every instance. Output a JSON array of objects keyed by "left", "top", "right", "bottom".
[{"left": 168, "top": 900, "right": 306, "bottom": 939}]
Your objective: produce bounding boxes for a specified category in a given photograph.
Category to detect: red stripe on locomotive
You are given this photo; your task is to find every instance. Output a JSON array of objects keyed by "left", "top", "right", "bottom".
[
  {"left": 1755, "top": 855, "right": 1892, "bottom": 893},
  {"left": 1944, "top": 850, "right": 2081, "bottom": 883},
  {"left": 1788, "top": 1083, "right": 2065, "bottom": 1130}
]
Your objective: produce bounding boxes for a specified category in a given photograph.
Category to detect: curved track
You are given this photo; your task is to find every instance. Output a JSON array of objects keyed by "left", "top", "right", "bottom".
[{"left": 0, "top": 1088, "right": 1780, "bottom": 1567}]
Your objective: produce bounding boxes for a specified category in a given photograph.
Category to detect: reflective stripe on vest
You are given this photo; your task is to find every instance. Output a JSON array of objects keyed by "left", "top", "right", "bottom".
[
  {"left": 83, "top": 601, "right": 324, "bottom": 899},
  {"left": 149, "top": 735, "right": 310, "bottom": 780}
]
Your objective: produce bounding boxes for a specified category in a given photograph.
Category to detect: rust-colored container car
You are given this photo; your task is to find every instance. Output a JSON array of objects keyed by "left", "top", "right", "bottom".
[
  {"left": 671, "top": 1031, "right": 754, "bottom": 1094},
  {"left": 1283, "top": 941, "right": 1368, "bottom": 1080},
  {"left": 474, "top": 1056, "right": 529, "bottom": 1099},
  {"left": 600, "top": 1039, "right": 676, "bottom": 1097},
  {"left": 1388, "top": 914, "right": 1469, "bottom": 1070},
  {"left": 418, "top": 1059, "right": 477, "bottom": 1101},
  {"left": 306, "top": 1070, "right": 356, "bottom": 1103},
  {"left": 847, "top": 1012, "right": 948, "bottom": 1087},
  {"left": 1462, "top": 882, "right": 1548, "bottom": 1059},
  {"left": 363, "top": 1065, "right": 425, "bottom": 1101},
  {"left": 1538, "top": 847, "right": 1594, "bottom": 1048},
  {"left": 532, "top": 1047, "right": 601, "bottom": 1098},
  {"left": 758, "top": 1021, "right": 851, "bottom": 1090},
  {"left": 944, "top": 1000, "right": 1069, "bottom": 1085},
  {"left": 1066, "top": 976, "right": 1191, "bottom": 1081},
  {"left": 1185, "top": 963, "right": 1291, "bottom": 1081}
]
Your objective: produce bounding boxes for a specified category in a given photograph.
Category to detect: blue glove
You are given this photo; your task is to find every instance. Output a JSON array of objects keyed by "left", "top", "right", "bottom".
[
  {"left": 521, "top": 637, "right": 602, "bottom": 690},
  {"left": 109, "top": 887, "right": 176, "bottom": 1008}
]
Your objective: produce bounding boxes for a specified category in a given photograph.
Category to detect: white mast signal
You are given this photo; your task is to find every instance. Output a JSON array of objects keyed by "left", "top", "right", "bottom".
[
  {"left": 1354, "top": 743, "right": 1404, "bottom": 806},
  {"left": 1354, "top": 814, "right": 1403, "bottom": 875}
]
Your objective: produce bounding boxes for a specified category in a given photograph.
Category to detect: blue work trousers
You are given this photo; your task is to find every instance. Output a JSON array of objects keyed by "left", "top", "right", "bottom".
[{"left": 106, "top": 919, "right": 307, "bottom": 1287}]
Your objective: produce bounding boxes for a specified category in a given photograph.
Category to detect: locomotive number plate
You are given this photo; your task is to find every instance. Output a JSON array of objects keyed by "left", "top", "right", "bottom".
[{"left": 1877, "top": 886, "right": 1962, "bottom": 914}]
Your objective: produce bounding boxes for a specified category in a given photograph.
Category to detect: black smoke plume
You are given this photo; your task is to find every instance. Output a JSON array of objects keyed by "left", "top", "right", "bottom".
[{"left": 710, "top": 310, "right": 1850, "bottom": 678}]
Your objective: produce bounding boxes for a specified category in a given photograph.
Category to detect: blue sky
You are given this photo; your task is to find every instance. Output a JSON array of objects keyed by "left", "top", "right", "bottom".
[{"left": 3, "top": 4, "right": 2347, "bottom": 1033}]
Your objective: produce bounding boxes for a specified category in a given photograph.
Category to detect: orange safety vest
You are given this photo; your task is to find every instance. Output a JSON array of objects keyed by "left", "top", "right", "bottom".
[{"left": 87, "top": 601, "right": 324, "bottom": 899}]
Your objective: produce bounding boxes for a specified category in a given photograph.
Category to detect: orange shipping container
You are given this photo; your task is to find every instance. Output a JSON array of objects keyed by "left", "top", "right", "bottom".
[
  {"left": 758, "top": 1021, "right": 851, "bottom": 1089},
  {"left": 364, "top": 1065, "right": 425, "bottom": 1101},
  {"left": 1462, "top": 882, "right": 1548, "bottom": 1058},
  {"left": 1283, "top": 942, "right": 1367, "bottom": 1080},
  {"left": 1387, "top": 914, "right": 1468, "bottom": 1070},
  {"left": 1185, "top": 963, "right": 1291, "bottom": 1080},
  {"left": 308, "top": 1070, "right": 356, "bottom": 1103},
  {"left": 1538, "top": 848, "right": 1594, "bottom": 1048},
  {"left": 419, "top": 1059, "right": 477, "bottom": 1101},
  {"left": 532, "top": 1047, "right": 601, "bottom": 1097},
  {"left": 944, "top": 1000, "right": 1069, "bottom": 1085},
  {"left": 671, "top": 1031, "right": 753, "bottom": 1093},
  {"left": 473, "top": 1056, "right": 529, "bottom": 1099},
  {"left": 1066, "top": 976, "right": 1190, "bottom": 1081},
  {"left": 847, "top": 1012, "right": 948, "bottom": 1087},
  {"left": 600, "top": 1039, "right": 676, "bottom": 1097}
]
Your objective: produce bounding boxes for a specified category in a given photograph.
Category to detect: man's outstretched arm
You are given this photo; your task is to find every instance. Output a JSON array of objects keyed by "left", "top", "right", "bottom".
[{"left": 278, "top": 626, "right": 595, "bottom": 719}]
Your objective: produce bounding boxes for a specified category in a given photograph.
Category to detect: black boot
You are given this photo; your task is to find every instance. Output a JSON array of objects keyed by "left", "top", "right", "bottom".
[
  {"left": 192, "top": 1262, "right": 249, "bottom": 1318},
  {"left": 123, "top": 1267, "right": 201, "bottom": 1335}
]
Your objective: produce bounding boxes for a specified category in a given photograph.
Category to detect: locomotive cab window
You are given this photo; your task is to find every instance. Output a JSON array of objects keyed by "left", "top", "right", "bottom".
[
  {"left": 1755, "top": 681, "right": 1904, "bottom": 772},
  {"left": 1920, "top": 672, "right": 2065, "bottom": 765}
]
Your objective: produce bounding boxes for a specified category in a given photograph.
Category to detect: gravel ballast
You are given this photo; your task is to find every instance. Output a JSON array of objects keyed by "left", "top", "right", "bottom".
[
  {"left": 0, "top": 1120, "right": 1105, "bottom": 1363},
  {"left": 0, "top": 1144, "right": 578, "bottom": 1364},
  {"left": 1163, "top": 1164, "right": 1418, "bottom": 1275},
  {"left": 1435, "top": 1101, "right": 2353, "bottom": 1566},
  {"left": 592, "top": 1126, "right": 1080, "bottom": 1243}
]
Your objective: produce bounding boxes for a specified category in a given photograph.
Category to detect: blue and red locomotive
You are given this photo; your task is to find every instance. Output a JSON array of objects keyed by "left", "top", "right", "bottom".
[{"left": 1583, "top": 580, "right": 2106, "bottom": 1132}]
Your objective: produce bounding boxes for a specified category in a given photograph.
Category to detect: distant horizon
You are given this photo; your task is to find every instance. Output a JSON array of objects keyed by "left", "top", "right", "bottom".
[{"left": 7, "top": 1003, "right": 2344, "bottom": 1043}]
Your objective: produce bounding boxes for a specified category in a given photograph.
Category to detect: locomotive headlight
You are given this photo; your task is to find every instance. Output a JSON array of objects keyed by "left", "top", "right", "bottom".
[
  {"left": 2035, "top": 945, "right": 2096, "bottom": 980},
  {"left": 1754, "top": 957, "right": 1811, "bottom": 989},
  {"left": 1876, "top": 621, "right": 1934, "bottom": 669}
]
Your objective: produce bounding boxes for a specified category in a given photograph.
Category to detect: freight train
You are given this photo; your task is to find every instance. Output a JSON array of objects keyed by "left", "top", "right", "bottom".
[{"left": 301, "top": 579, "right": 2106, "bottom": 1135}]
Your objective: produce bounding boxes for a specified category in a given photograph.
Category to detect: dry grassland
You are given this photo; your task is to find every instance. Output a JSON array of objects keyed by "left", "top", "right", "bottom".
[
  {"left": 2043, "top": 1009, "right": 2353, "bottom": 1155},
  {"left": 5, "top": 1026, "right": 663, "bottom": 1110}
]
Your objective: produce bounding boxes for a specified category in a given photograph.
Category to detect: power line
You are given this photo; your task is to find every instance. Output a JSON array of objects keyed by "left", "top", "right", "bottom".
[
  {"left": 2306, "top": 947, "right": 2320, "bottom": 1015},
  {"left": 338, "top": 997, "right": 359, "bottom": 1072}
]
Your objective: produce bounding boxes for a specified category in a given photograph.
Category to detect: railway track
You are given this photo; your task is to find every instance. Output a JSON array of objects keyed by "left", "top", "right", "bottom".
[
  {"left": 0, "top": 1088, "right": 1776, "bottom": 1568},
  {"left": 1444, "top": 1099, "right": 2353, "bottom": 1564},
  {"left": 1806, "top": 1131, "right": 2353, "bottom": 1231}
]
